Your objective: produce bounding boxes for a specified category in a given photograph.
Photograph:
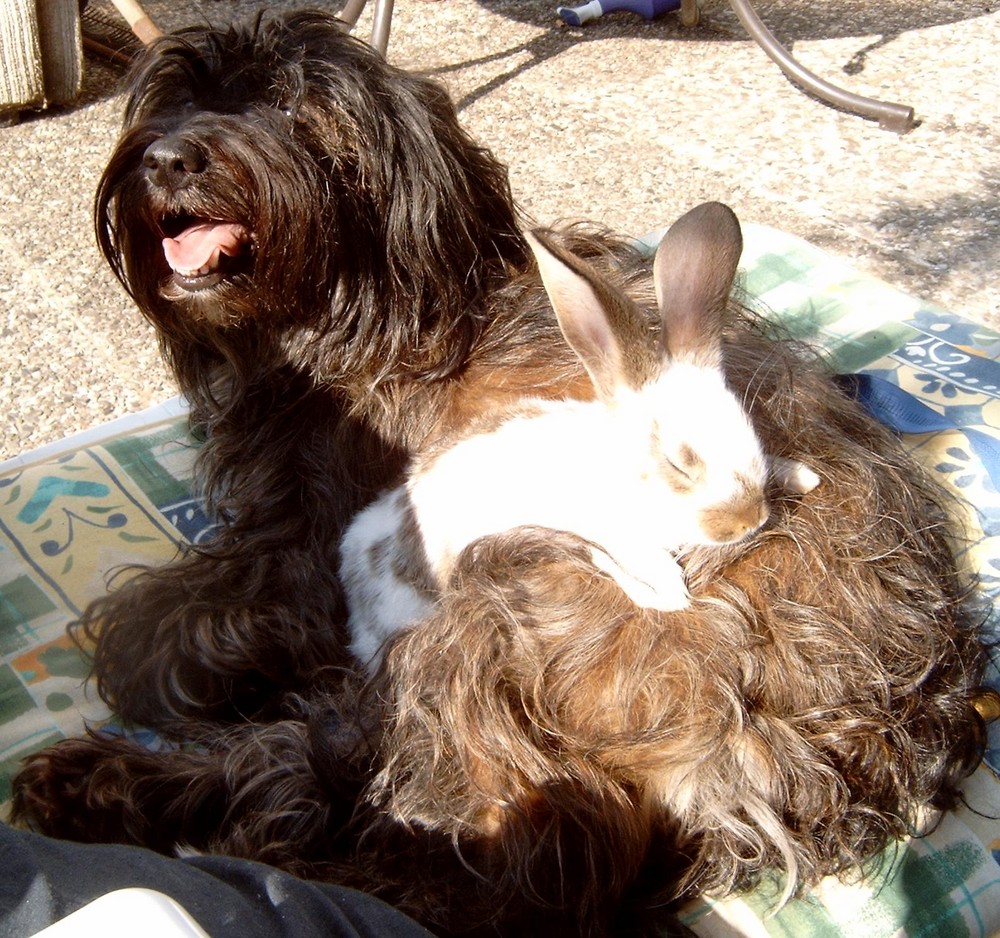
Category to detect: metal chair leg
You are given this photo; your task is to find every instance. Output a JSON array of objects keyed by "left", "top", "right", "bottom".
[
  {"left": 337, "top": 0, "right": 393, "bottom": 55},
  {"left": 727, "top": 0, "right": 915, "bottom": 133},
  {"left": 369, "top": 0, "right": 394, "bottom": 56},
  {"left": 338, "top": 0, "right": 369, "bottom": 28}
]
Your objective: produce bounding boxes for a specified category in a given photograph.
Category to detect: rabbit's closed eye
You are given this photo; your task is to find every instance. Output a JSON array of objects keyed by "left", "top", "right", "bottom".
[{"left": 654, "top": 439, "right": 704, "bottom": 491}]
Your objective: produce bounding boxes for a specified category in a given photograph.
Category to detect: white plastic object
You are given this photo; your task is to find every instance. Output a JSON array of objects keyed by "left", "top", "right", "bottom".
[{"left": 30, "top": 888, "right": 211, "bottom": 938}]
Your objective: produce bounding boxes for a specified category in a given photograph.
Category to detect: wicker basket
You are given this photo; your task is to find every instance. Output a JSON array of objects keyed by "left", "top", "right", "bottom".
[{"left": 0, "top": 0, "right": 82, "bottom": 116}]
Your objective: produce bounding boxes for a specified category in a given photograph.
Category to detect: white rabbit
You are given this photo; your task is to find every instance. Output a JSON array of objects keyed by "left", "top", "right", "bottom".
[{"left": 340, "top": 202, "right": 819, "bottom": 669}]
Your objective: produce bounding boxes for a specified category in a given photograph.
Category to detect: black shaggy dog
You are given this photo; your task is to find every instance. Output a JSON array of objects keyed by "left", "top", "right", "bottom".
[
  {"left": 80, "top": 8, "right": 535, "bottom": 728},
  {"left": 12, "top": 9, "right": 993, "bottom": 938}
]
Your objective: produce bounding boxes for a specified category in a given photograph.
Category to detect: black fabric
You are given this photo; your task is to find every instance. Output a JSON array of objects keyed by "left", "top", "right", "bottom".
[{"left": 0, "top": 823, "right": 434, "bottom": 938}]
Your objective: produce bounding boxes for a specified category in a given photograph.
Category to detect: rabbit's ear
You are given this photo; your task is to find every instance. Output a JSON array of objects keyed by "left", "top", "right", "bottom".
[
  {"left": 653, "top": 202, "right": 743, "bottom": 364},
  {"left": 525, "top": 230, "right": 659, "bottom": 401}
]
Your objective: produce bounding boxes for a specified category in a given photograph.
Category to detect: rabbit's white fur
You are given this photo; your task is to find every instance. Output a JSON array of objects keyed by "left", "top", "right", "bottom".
[
  {"left": 410, "top": 366, "right": 765, "bottom": 601},
  {"left": 340, "top": 204, "right": 819, "bottom": 669},
  {"left": 340, "top": 487, "right": 437, "bottom": 667}
]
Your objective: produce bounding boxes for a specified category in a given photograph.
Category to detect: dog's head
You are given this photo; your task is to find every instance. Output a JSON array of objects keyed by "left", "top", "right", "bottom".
[{"left": 96, "top": 10, "right": 527, "bottom": 386}]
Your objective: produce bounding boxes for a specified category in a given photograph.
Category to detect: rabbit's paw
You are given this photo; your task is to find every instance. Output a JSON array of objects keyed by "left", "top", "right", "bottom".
[
  {"left": 589, "top": 546, "right": 690, "bottom": 611},
  {"left": 770, "top": 456, "right": 821, "bottom": 494}
]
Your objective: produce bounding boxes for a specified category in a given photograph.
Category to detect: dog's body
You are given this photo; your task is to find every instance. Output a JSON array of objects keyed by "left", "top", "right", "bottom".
[
  {"left": 78, "top": 10, "right": 569, "bottom": 728},
  {"left": 12, "top": 11, "right": 989, "bottom": 937}
]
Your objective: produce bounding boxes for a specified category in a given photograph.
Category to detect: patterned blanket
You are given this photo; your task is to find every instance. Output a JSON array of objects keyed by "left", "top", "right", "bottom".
[{"left": 2, "top": 224, "right": 998, "bottom": 936}]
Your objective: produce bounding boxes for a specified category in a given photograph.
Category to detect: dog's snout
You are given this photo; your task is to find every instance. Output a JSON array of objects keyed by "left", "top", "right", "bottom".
[{"left": 143, "top": 136, "right": 206, "bottom": 190}]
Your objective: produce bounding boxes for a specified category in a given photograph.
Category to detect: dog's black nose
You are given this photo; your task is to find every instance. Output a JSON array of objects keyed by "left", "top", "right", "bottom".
[{"left": 143, "top": 136, "right": 206, "bottom": 190}]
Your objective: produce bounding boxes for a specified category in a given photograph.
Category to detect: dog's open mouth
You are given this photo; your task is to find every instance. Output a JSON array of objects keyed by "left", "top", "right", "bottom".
[{"left": 161, "top": 220, "right": 252, "bottom": 291}]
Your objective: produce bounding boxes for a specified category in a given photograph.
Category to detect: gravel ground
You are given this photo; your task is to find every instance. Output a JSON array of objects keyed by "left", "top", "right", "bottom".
[{"left": 1, "top": 0, "right": 997, "bottom": 460}]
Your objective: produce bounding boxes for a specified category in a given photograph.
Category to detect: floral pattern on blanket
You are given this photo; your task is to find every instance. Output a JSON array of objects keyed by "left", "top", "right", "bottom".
[
  {"left": 2, "top": 224, "right": 999, "bottom": 936},
  {"left": 0, "top": 423, "right": 200, "bottom": 803}
]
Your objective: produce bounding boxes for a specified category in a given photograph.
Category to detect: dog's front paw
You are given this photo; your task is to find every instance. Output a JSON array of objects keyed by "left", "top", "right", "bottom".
[
  {"left": 12, "top": 738, "right": 112, "bottom": 838},
  {"left": 11, "top": 734, "right": 162, "bottom": 846}
]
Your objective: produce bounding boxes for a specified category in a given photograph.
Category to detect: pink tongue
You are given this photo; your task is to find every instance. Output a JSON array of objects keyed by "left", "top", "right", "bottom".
[{"left": 162, "top": 223, "right": 246, "bottom": 271}]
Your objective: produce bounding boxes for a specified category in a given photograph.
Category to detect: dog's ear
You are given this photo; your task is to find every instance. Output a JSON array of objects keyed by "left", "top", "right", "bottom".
[
  {"left": 353, "top": 69, "right": 529, "bottom": 377},
  {"left": 263, "top": 13, "right": 531, "bottom": 378}
]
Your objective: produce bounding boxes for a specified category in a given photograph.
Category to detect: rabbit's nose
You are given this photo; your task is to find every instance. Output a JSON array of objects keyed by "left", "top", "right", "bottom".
[{"left": 699, "top": 497, "right": 769, "bottom": 544}]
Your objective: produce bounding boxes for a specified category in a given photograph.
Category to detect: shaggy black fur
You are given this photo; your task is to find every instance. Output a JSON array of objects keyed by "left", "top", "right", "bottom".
[{"left": 84, "top": 9, "right": 533, "bottom": 728}]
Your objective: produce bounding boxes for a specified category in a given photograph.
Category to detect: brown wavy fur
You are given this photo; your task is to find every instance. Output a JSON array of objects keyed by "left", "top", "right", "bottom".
[
  {"left": 364, "top": 313, "right": 988, "bottom": 928},
  {"left": 11, "top": 9, "right": 988, "bottom": 938}
]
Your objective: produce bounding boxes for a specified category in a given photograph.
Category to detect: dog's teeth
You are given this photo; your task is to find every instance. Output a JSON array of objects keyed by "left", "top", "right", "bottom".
[{"left": 173, "top": 262, "right": 216, "bottom": 278}]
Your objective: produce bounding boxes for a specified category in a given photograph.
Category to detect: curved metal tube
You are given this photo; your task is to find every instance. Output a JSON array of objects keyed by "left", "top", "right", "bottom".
[
  {"left": 369, "top": 0, "right": 394, "bottom": 55},
  {"left": 337, "top": 0, "right": 393, "bottom": 55},
  {"left": 727, "top": 0, "right": 916, "bottom": 133},
  {"left": 344, "top": 0, "right": 912, "bottom": 129},
  {"left": 338, "top": 0, "right": 368, "bottom": 28}
]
